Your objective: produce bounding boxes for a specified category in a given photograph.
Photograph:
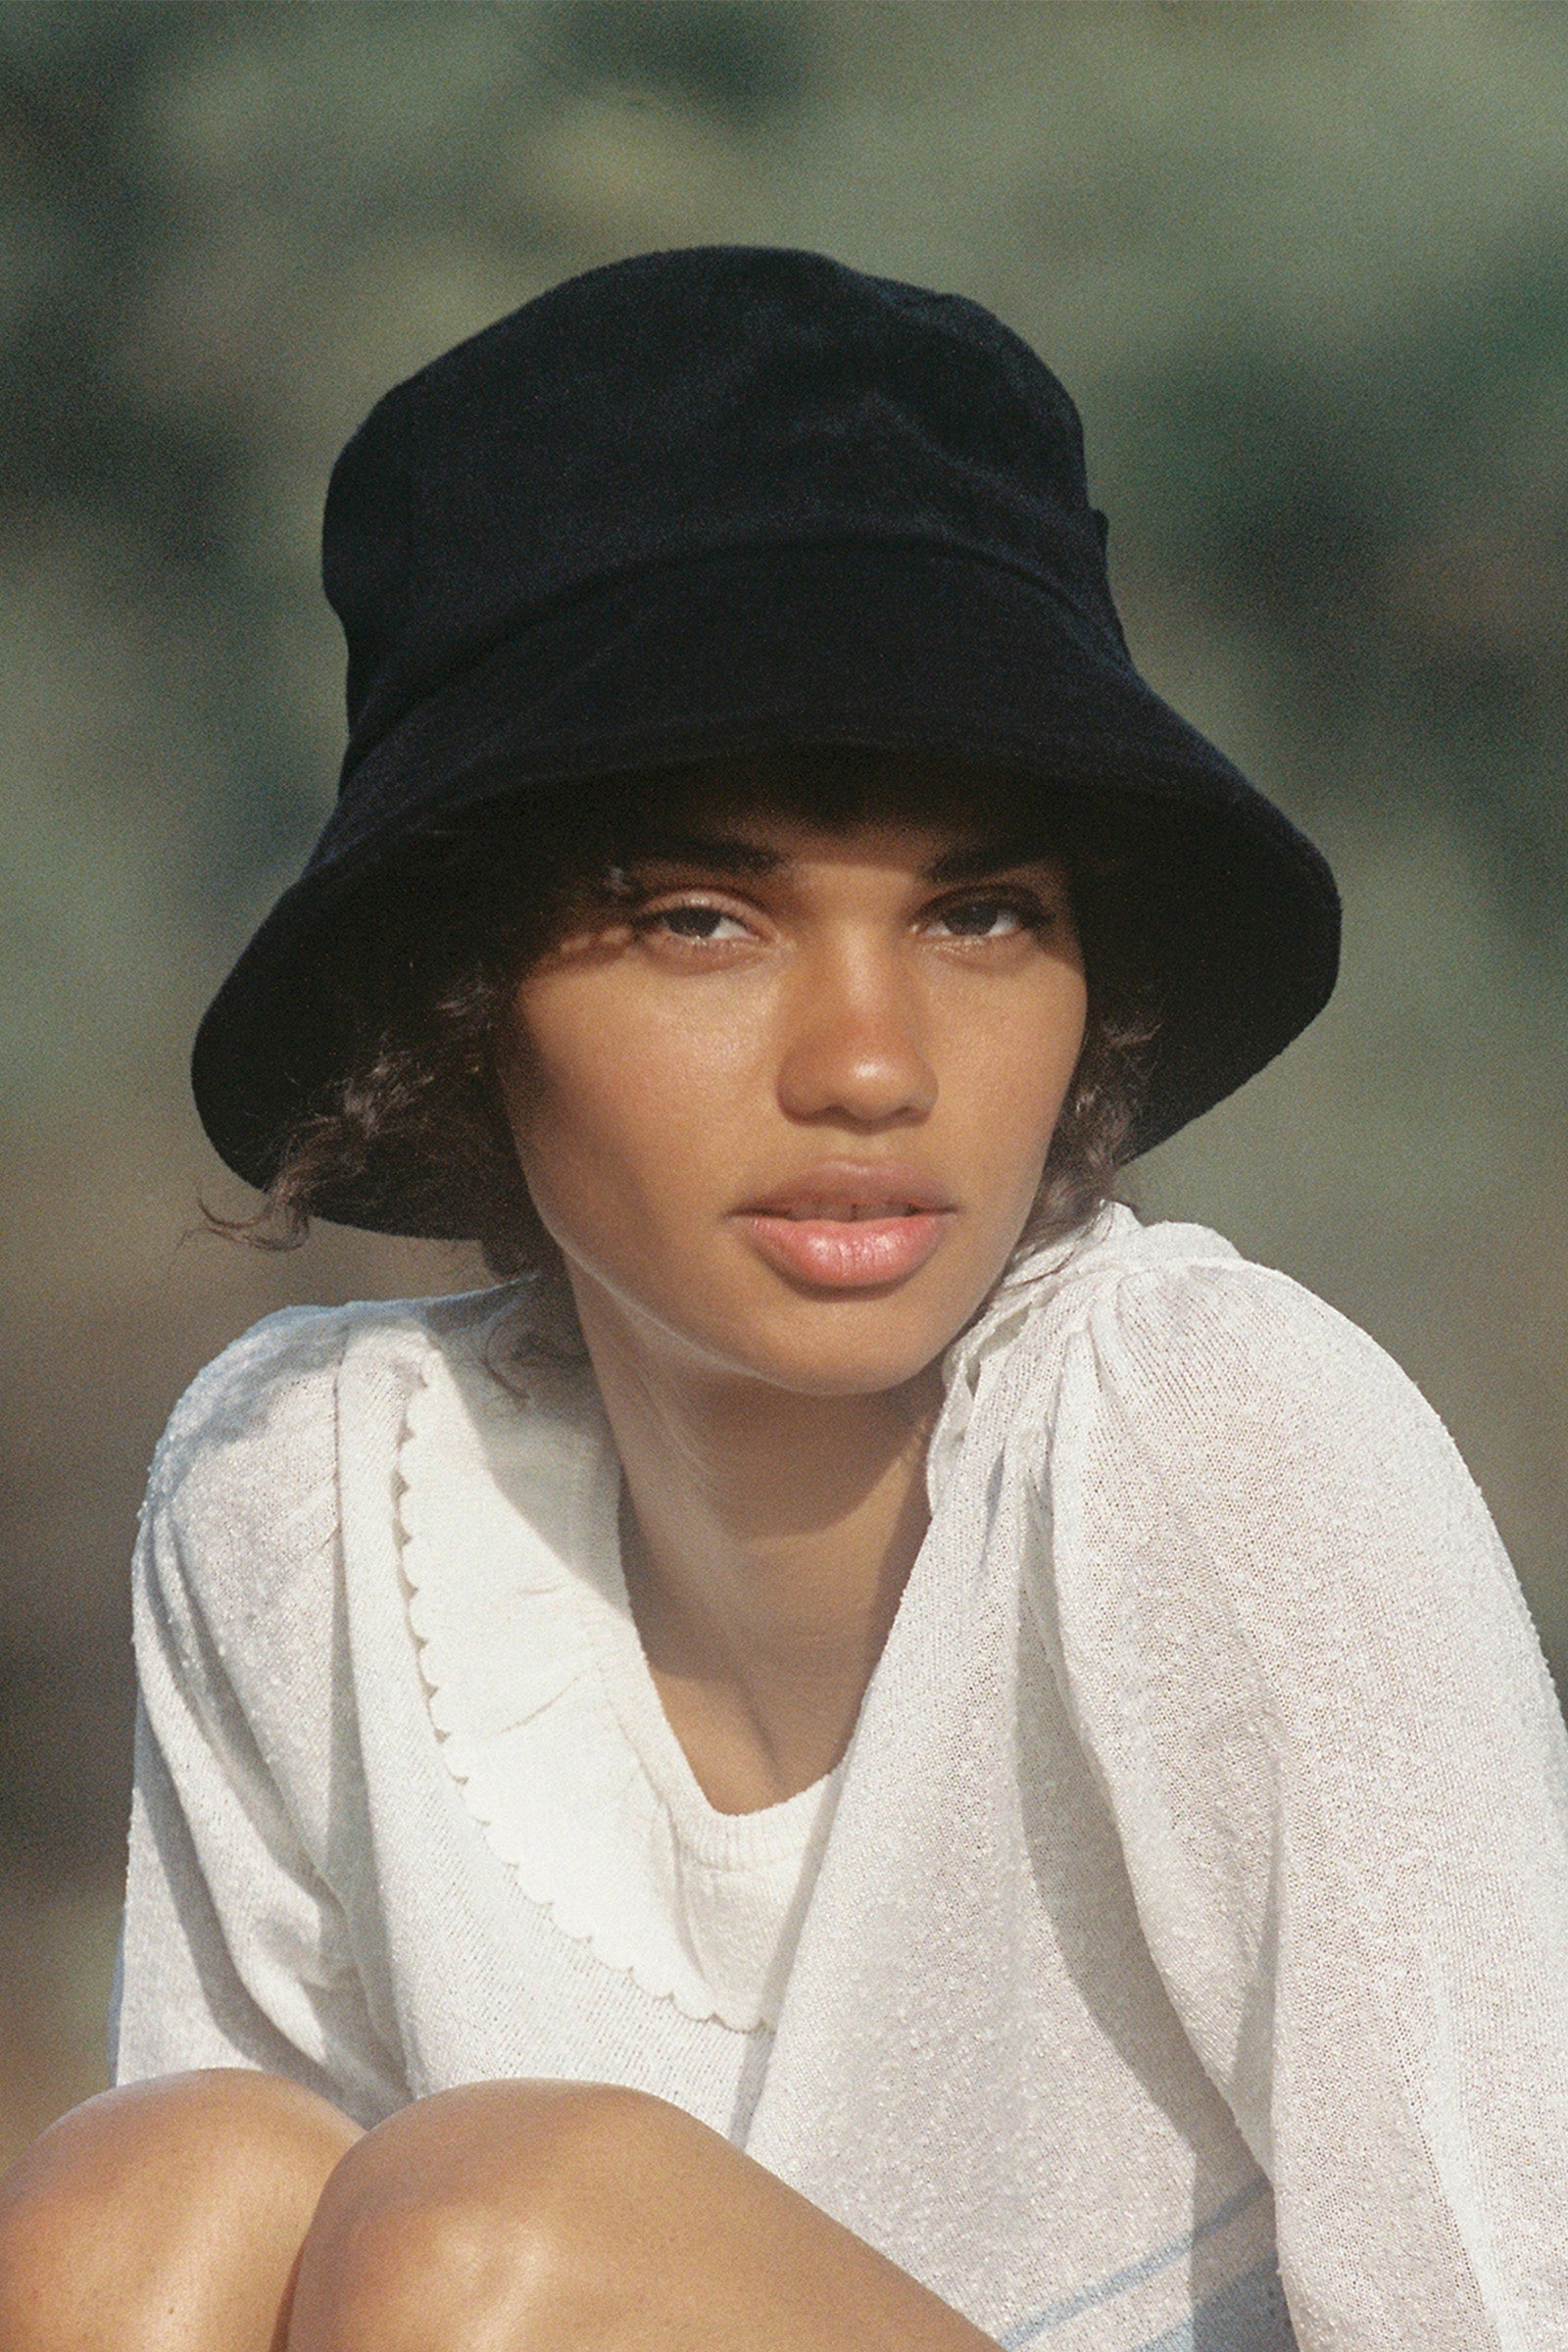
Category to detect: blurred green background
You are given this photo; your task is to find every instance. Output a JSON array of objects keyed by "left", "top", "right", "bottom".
[{"left": 3, "top": 0, "right": 1566, "bottom": 2161}]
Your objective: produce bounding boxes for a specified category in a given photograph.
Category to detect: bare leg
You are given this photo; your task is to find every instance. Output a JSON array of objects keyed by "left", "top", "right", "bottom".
[
  {"left": 289, "top": 2080, "right": 995, "bottom": 2352},
  {"left": 0, "top": 2071, "right": 361, "bottom": 2352}
]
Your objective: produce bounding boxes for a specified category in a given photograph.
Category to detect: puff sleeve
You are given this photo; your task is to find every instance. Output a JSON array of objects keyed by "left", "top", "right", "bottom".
[
  {"left": 113, "top": 1308, "right": 406, "bottom": 2127},
  {"left": 1029, "top": 1260, "right": 1568, "bottom": 2351}
]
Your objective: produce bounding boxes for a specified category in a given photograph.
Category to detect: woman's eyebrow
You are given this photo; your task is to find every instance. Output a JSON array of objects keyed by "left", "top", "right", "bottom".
[
  {"left": 921, "top": 839, "right": 1050, "bottom": 884},
  {"left": 617, "top": 832, "right": 783, "bottom": 876},
  {"left": 615, "top": 833, "right": 1048, "bottom": 882}
]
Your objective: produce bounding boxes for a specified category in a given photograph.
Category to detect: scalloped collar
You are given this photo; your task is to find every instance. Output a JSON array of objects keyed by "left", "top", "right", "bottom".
[
  {"left": 395, "top": 1308, "right": 843, "bottom": 2031},
  {"left": 393, "top": 1211, "right": 1133, "bottom": 2031}
]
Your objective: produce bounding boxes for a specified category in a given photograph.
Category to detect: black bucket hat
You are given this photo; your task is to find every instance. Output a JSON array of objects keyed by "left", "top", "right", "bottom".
[{"left": 193, "top": 244, "right": 1339, "bottom": 1235}]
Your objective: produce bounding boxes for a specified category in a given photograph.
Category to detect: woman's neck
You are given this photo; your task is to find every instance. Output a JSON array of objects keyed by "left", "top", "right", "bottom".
[{"left": 573, "top": 1287, "right": 945, "bottom": 1814}]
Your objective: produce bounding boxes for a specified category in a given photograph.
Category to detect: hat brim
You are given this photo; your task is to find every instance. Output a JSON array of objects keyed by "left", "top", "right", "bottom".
[{"left": 193, "top": 538, "right": 1339, "bottom": 1232}]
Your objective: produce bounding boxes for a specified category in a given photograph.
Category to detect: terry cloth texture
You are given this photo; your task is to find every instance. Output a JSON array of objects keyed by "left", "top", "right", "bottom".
[{"left": 115, "top": 1208, "right": 1568, "bottom": 2350}]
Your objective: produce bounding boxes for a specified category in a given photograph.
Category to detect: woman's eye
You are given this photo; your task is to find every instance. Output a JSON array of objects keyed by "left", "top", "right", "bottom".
[
  {"left": 646, "top": 904, "right": 752, "bottom": 944},
  {"left": 931, "top": 897, "right": 1035, "bottom": 940}
]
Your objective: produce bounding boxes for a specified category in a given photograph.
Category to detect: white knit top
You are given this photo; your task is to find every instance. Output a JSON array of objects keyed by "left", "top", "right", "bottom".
[
  {"left": 398, "top": 1330, "right": 844, "bottom": 2034},
  {"left": 113, "top": 1207, "right": 1568, "bottom": 2351}
]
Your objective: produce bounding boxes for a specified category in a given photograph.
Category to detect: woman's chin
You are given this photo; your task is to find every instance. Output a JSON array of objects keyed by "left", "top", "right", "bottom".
[
  {"left": 560, "top": 1230, "right": 1010, "bottom": 1400},
  {"left": 659, "top": 1284, "right": 982, "bottom": 1400}
]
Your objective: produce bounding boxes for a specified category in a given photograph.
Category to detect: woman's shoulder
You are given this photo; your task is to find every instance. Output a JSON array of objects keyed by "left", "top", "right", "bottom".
[
  {"left": 1008, "top": 1216, "right": 1568, "bottom": 1777},
  {"left": 1010, "top": 1212, "right": 1532, "bottom": 1660},
  {"left": 140, "top": 1287, "right": 521, "bottom": 1589},
  {"left": 1019, "top": 1205, "right": 1442, "bottom": 1444},
  {"left": 153, "top": 1289, "right": 498, "bottom": 1460},
  {"left": 991, "top": 1207, "right": 1516, "bottom": 1610}
]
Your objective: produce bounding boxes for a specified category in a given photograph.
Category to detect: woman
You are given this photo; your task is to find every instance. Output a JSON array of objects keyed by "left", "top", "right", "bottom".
[{"left": 2, "top": 246, "right": 1563, "bottom": 2352}]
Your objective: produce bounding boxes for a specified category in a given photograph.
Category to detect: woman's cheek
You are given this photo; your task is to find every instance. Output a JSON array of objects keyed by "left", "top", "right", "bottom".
[{"left": 509, "top": 996, "right": 744, "bottom": 1246}]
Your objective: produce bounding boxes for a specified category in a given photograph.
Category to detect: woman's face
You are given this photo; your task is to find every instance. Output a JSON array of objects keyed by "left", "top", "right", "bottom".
[{"left": 499, "top": 794, "right": 1088, "bottom": 1398}]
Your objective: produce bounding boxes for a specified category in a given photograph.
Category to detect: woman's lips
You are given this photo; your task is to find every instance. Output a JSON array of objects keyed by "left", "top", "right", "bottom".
[
  {"left": 733, "top": 1164, "right": 956, "bottom": 1290},
  {"left": 739, "top": 1211, "right": 952, "bottom": 1289}
]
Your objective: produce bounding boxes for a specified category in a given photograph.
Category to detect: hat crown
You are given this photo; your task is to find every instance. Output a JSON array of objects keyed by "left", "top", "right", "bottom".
[{"left": 324, "top": 245, "right": 1122, "bottom": 784}]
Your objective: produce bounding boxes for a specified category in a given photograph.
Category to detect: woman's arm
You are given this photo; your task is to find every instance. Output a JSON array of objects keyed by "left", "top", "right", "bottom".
[
  {"left": 1029, "top": 1258, "right": 1568, "bottom": 2350},
  {"left": 116, "top": 1306, "right": 405, "bottom": 2124}
]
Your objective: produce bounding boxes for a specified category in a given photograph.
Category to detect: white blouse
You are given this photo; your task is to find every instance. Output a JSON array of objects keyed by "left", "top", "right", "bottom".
[
  {"left": 398, "top": 1332, "right": 842, "bottom": 2033},
  {"left": 113, "top": 1206, "right": 1568, "bottom": 2351}
]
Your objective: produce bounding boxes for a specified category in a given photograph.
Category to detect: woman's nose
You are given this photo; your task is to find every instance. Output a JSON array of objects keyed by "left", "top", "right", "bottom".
[{"left": 774, "top": 948, "right": 939, "bottom": 1127}]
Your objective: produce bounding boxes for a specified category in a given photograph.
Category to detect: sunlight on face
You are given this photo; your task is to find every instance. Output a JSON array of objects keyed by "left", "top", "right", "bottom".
[{"left": 499, "top": 800, "right": 1088, "bottom": 1399}]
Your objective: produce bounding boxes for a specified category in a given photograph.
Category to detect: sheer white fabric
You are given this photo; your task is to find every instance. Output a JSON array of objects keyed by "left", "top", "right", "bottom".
[
  {"left": 398, "top": 1327, "right": 841, "bottom": 2029},
  {"left": 114, "top": 1210, "right": 1568, "bottom": 2348}
]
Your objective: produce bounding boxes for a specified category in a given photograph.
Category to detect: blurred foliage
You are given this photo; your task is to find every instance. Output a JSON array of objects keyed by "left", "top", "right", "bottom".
[
  {"left": 551, "top": 1, "right": 813, "bottom": 124},
  {"left": 1116, "top": 258, "right": 1568, "bottom": 935},
  {"left": 1, "top": 0, "right": 1566, "bottom": 2133}
]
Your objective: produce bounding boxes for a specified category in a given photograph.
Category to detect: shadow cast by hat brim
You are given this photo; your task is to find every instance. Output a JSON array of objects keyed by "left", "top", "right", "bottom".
[{"left": 193, "top": 539, "right": 1340, "bottom": 1236}]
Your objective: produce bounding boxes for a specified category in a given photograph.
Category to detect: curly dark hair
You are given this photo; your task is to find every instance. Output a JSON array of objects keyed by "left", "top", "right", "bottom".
[{"left": 210, "top": 751, "right": 1156, "bottom": 1289}]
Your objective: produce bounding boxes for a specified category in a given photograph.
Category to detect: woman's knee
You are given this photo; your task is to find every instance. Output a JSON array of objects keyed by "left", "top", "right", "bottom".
[
  {"left": 0, "top": 2070, "right": 361, "bottom": 2352},
  {"left": 288, "top": 2081, "right": 685, "bottom": 2352}
]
